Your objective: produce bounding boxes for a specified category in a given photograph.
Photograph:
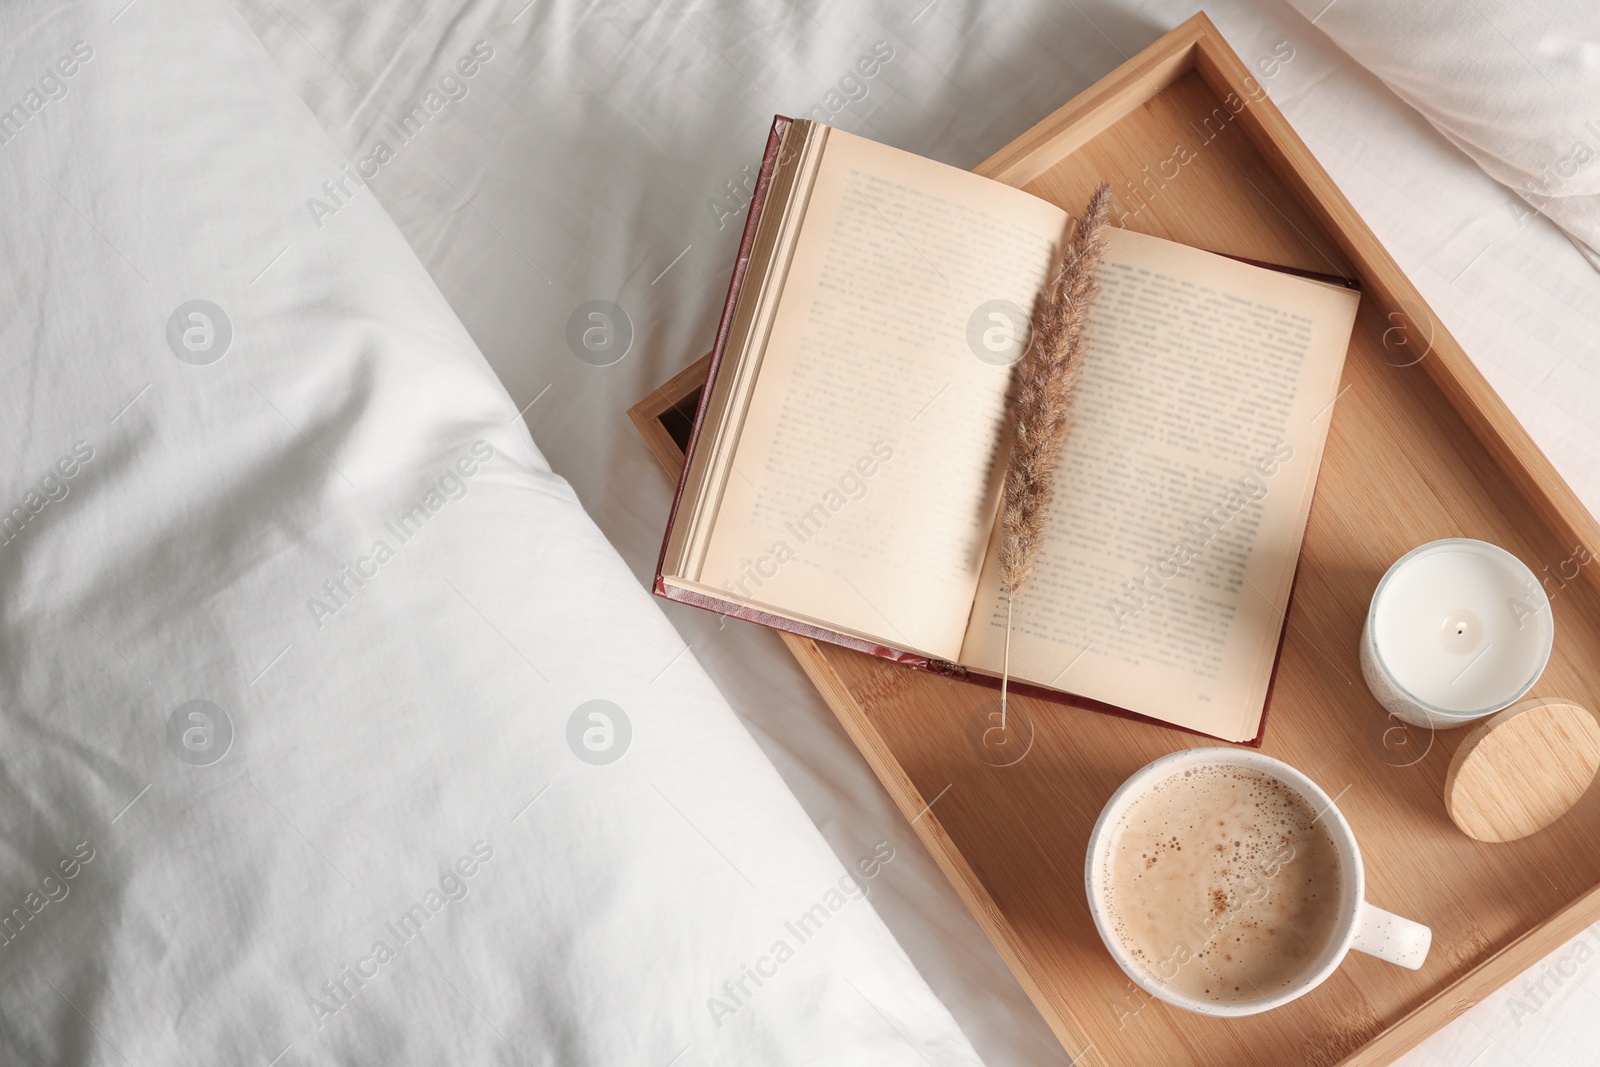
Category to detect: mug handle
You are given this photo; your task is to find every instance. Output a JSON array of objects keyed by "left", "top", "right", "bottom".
[{"left": 1350, "top": 902, "right": 1432, "bottom": 970}]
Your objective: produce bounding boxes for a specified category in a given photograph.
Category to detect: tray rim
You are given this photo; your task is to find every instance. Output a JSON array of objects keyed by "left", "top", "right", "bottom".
[{"left": 629, "top": 12, "right": 1600, "bottom": 1065}]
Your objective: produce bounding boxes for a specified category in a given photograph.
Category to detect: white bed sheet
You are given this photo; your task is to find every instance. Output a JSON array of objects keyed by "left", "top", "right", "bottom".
[{"left": 232, "top": 1, "right": 1600, "bottom": 1064}]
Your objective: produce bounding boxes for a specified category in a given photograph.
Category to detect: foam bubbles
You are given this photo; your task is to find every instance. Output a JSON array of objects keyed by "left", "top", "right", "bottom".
[{"left": 1099, "top": 765, "right": 1343, "bottom": 1004}]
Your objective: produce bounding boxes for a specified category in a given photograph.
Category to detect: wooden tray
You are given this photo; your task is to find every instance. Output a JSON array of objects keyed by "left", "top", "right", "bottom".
[{"left": 630, "top": 14, "right": 1600, "bottom": 1065}]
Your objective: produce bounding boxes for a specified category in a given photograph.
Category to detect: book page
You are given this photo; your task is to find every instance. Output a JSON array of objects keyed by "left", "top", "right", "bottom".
[
  {"left": 960, "top": 229, "right": 1359, "bottom": 741},
  {"left": 694, "top": 128, "right": 1067, "bottom": 659}
]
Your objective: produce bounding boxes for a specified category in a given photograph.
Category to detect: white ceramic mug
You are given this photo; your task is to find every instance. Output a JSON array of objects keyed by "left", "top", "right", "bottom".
[{"left": 1084, "top": 748, "right": 1431, "bottom": 1017}]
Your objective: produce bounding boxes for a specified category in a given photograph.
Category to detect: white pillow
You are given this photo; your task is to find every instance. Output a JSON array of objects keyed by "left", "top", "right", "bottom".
[
  {"left": 1287, "top": 0, "right": 1600, "bottom": 268},
  {"left": 0, "top": 2, "right": 981, "bottom": 1064}
]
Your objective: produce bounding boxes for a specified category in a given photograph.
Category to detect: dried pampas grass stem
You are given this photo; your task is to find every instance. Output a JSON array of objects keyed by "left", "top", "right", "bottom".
[{"left": 997, "top": 181, "right": 1113, "bottom": 728}]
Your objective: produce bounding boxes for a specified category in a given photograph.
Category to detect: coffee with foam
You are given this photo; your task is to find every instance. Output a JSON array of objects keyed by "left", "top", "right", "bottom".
[{"left": 1099, "top": 764, "right": 1344, "bottom": 1004}]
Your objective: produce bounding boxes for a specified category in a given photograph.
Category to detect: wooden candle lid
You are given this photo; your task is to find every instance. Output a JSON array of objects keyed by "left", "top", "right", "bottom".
[{"left": 1444, "top": 698, "right": 1600, "bottom": 842}]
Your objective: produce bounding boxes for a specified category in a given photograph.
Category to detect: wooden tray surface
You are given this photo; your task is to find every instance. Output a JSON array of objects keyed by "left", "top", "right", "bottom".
[{"left": 631, "top": 14, "right": 1600, "bottom": 1066}]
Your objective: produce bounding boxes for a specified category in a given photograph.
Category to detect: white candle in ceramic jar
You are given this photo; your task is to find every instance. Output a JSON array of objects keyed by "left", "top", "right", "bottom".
[{"left": 1360, "top": 539, "right": 1554, "bottom": 730}]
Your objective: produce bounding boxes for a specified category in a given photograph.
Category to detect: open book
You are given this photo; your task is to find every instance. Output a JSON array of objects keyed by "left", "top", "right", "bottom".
[{"left": 656, "top": 118, "right": 1359, "bottom": 742}]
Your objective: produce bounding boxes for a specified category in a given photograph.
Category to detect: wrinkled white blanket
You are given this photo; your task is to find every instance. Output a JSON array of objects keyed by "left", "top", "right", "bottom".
[{"left": 24, "top": 0, "right": 1595, "bottom": 1063}]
